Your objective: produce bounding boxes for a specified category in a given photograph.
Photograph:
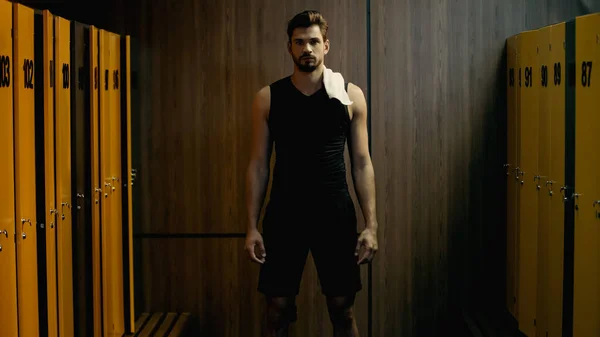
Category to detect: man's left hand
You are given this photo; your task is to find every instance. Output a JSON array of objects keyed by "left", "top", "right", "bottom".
[{"left": 355, "top": 227, "right": 378, "bottom": 264}]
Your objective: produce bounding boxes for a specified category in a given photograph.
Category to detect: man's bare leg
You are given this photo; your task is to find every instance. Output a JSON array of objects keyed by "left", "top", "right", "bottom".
[
  {"left": 264, "top": 296, "right": 296, "bottom": 337},
  {"left": 326, "top": 295, "right": 359, "bottom": 337}
]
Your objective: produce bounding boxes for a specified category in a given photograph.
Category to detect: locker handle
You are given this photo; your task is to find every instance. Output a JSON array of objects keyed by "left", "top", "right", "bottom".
[
  {"left": 21, "top": 218, "right": 31, "bottom": 226},
  {"left": 560, "top": 186, "right": 570, "bottom": 202},
  {"left": 0, "top": 229, "right": 7, "bottom": 238},
  {"left": 593, "top": 200, "right": 600, "bottom": 207},
  {"left": 534, "top": 175, "right": 546, "bottom": 190}
]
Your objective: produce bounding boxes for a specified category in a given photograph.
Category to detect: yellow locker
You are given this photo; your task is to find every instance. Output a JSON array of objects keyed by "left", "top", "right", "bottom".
[
  {"left": 34, "top": 8, "right": 59, "bottom": 337},
  {"left": 506, "top": 33, "right": 519, "bottom": 317},
  {"left": 0, "top": 1, "right": 19, "bottom": 336},
  {"left": 54, "top": 15, "right": 74, "bottom": 337},
  {"left": 572, "top": 13, "right": 600, "bottom": 337},
  {"left": 122, "top": 34, "right": 136, "bottom": 333},
  {"left": 547, "top": 22, "right": 565, "bottom": 337},
  {"left": 90, "top": 25, "right": 103, "bottom": 337},
  {"left": 110, "top": 30, "right": 125, "bottom": 337},
  {"left": 43, "top": 10, "right": 59, "bottom": 337},
  {"left": 13, "top": 3, "right": 41, "bottom": 336},
  {"left": 536, "top": 24, "right": 552, "bottom": 337},
  {"left": 517, "top": 28, "right": 540, "bottom": 337},
  {"left": 100, "top": 29, "right": 126, "bottom": 337}
]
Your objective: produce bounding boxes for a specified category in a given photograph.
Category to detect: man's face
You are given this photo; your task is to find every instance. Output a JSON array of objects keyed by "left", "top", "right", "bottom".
[{"left": 288, "top": 25, "right": 329, "bottom": 73}]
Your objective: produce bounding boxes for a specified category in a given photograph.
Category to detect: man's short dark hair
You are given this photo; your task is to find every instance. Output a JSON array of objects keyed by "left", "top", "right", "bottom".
[{"left": 287, "top": 10, "right": 328, "bottom": 42}]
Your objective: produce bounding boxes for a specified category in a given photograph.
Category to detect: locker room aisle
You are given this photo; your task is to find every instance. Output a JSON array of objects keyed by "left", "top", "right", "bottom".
[{"left": 1, "top": 0, "right": 599, "bottom": 337}]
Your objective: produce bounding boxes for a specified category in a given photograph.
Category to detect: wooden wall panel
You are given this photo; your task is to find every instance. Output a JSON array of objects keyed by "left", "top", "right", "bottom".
[
  {"left": 370, "top": 0, "right": 587, "bottom": 336},
  {"left": 126, "top": 0, "right": 367, "bottom": 234}
]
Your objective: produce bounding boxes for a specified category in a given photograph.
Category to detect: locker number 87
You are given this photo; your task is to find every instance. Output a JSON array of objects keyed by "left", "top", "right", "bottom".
[{"left": 582, "top": 61, "right": 592, "bottom": 87}]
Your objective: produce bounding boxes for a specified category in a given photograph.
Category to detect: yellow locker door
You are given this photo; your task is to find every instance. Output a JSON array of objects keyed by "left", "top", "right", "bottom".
[
  {"left": 122, "top": 34, "right": 136, "bottom": 333},
  {"left": 54, "top": 15, "right": 74, "bottom": 337},
  {"left": 90, "top": 25, "right": 103, "bottom": 337},
  {"left": 109, "top": 30, "right": 125, "bottom": 337},
  {"left": 536, "top": 25, "right": 552, "bottom": 337},
  {"left": 572, "top": 13, "right": 600, "bottom": 337},
  {"left": 34, "top": 8, "right": 59, "bottom": 337},
  {"left": 99, "top": 28, "right": 111, "bottom": 337},
  {"left": 43, "top": 10, "right": 59, "bottom": 337},
  {"left": 515, "top": 32, "right": 523, "bottom": 321},
  {"left": 506, "top": 33, "right": 519, "bottom": 317},
  {"left": 548, "top": 22, "right": 565, "bottom": 337},
  {"left": 0, "top": 1, "right": 19, "bottom": 336},
  {"left": 517, "top": 28, "right": 540, "bottom": 337},
  {"left": 13, "top": 3, "right": 40, "bottom": 336}
]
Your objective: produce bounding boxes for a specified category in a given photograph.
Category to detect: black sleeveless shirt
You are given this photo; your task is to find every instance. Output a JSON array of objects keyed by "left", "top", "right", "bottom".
[{"left": 268, "top": 76, "right": 351, "bottom": 202}]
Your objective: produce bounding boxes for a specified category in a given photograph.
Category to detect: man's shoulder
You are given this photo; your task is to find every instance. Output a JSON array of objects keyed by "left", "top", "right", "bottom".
[{"left": 269, "top": 75, "right": 291, "bottom": 88}]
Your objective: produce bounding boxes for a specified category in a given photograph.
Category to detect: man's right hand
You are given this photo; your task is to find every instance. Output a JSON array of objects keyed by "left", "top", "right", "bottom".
[{"left": 245, "top": 229, "right": 266, "bottom": 264}]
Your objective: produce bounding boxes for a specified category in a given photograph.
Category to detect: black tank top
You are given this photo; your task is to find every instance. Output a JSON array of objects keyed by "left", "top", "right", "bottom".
[{"left": 268, "top": 76, "right": 351, "bottom": 201}]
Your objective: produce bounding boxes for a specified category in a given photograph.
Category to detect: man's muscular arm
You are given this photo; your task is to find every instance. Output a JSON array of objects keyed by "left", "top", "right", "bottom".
[
  {"left": 347, "top": 83, "right": 379, "bottom": 264},
  {"left": 245, "top": 86, "right": 272, "bottom": 264}
]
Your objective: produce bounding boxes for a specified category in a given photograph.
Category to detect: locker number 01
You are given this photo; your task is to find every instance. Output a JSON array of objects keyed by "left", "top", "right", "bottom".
[{"left": 1, "top": 55, "right": 10, "bottom": 87}]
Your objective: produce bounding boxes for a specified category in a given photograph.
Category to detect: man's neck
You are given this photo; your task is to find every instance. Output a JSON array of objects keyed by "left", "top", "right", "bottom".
[{"left": 291, "top": 64, "right": 325, "bottom": 95}]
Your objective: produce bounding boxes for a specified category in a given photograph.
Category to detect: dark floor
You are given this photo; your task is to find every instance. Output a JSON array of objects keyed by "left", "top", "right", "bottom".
[{"left": 464, "top": 309, "right": 527, "bottom": 337}]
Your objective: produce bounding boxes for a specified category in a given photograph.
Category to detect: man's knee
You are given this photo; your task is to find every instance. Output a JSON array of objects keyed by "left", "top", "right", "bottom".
[
  {"left": 326, "top": 296, "right": 356, "bottom": 326},
  {"left": 266, "top": 297, "right": 297, "bottom": 327}
]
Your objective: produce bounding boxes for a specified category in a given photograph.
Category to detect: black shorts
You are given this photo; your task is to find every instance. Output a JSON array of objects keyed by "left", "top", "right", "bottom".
[{"left": 257, "top": 193, "right": 363, "bottom": 297}]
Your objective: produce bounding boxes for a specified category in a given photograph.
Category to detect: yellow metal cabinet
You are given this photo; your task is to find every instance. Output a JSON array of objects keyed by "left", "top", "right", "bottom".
[
  {"left": 0, "top": 1, "right": 19, "bottom": 336},
  {"left": 548, "top": 22, "right": 566, "bottom": 337},
  {"left": 536, "top": 24, "right": 552, "bottom": 337},
  {"left": 90, "top": 25, "right": 103, "bottom": 337},
  {"left": 572, "top": 13, "right": 600, "bottom": 337},
  {"left": 13, "top": 3, "right": 40, "bottom": 336},
  {"left": 506, "top": 33, "right": 519, "bottom": 318},
  {"left": 54, "top": 15, "right": 75, "bottom": 337},
  {"left": 517, "top": 28, "right": 540, "bottom": 337}
]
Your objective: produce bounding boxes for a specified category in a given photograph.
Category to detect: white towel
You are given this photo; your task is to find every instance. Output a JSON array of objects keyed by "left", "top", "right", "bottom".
[{"left": 323, "top": 67, "right": 353, "bottom": 105}]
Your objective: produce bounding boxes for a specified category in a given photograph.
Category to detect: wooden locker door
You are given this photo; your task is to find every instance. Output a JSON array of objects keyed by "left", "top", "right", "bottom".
[
  {"left": 536, "top": 25, "right": 552, "bottom": 337},
  {"left": 517, "top": 29, "right": 540, "bottom": 337},
  {"left": 506, "top": 33, "right": 519, "bottom": 317},
  {"left": 99, "top": 28, "right": 111, "bottom": 337},
  {"left": 71, "top": 21, "right": 94, "bottom": 337},
  {"left": 90, "top": 25, "right": 103, "bottom": 337},
  {"left": 109, "top": 30, "right": 125, "bottom": 337},
  {"left": 34, "top": 9, "right": 59, "bottom": 337},
  {"left": 515, "top": 33, "right": 522, "bottom": 321},
  {"left": 0, "top": 1, "right": 19, "bottom": 336},
  {"left": 55, "top": 15, "right": 75, "bottom": 337},
  {"left": 121, "top": 34, "right": 136, "bottom": 333},
  {"left": 13, "top": 4, "right": 40, "bottom": 336},
  {"left": 572, "top": 13, "right": 600, "bottom": 337},
  {"left": 548, "top": 22, "right": 565, "bottom": 337}
]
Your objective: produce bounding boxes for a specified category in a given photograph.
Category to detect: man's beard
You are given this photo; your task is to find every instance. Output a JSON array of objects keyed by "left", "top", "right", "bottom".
[{"left": 293, "top": 54, "right": 321, "bottom": 72}]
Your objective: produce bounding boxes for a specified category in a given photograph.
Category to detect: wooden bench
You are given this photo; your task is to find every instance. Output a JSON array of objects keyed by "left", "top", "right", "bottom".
[{"left": 129, "top": 312, "right": 192, "bottom": 337}]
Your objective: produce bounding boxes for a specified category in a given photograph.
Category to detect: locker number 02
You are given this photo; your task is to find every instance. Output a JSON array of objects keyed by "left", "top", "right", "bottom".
[{"left": 1, "top": 55, "right": 10, "bottom": 87}]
